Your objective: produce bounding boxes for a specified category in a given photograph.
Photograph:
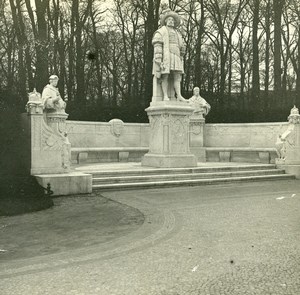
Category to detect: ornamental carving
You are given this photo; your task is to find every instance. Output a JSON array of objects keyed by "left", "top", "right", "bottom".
[
  {"left": 190, "top": 122, "right": 202, "bottom": 135},
  {"left": 149, "top": 115, "right": 162, "bottom": 153},
  {"left": 170, "top": 116, "right": 186, "bottom": 153},
  {"left": 109, "top": 119, "right": 124, "bottom": 137},
  {"left": 41, "top": 114, "right": 71, "bottom": 170}
]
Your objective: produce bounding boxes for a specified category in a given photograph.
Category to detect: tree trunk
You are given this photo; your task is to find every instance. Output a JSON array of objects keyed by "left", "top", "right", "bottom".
[
  {"left": 144, "top": 0, "right": 160, "bottom": 107},
  {"left": 194, "top": 0, "right": 205, "bottom": 88},
  {"left": 9, "top": 0, "right": 27, "bottom": 103},
  {"left": 273, "top": 0, "right": 284, "bottom": 106},
  {"left": 296, "top": 31, "right": 300, "bottom": 106},
  {"left": 35, "top": 0, "right": 49, "bottom": 92},
  {"left": 264, "top": 0, "right": 271, "bottom": 109},
  {"left": 252, "top": 0, "right": 260, "bottom": 105}
]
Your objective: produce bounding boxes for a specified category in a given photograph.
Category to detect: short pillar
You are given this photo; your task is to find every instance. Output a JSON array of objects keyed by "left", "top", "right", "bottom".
[
  {"left": 276, "top": 106, "right": 300, "bottom": 178},
  {"left": 189, "top": 116, "right": 206, "bottom": 162},
  {"left": 142, "top": 101, "right": 197, "bottom": 168},
  {"left": 24, "top": 90, "right": 70, "bottom": 175}
]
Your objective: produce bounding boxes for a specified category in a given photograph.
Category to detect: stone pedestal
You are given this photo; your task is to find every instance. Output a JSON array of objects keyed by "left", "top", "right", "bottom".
[
  {"left": 35, "top": 172, "right": 92, "bottom": 196},
  {"left": 275, "top": 106, "right": 300, "bottom": 179},
  {"left": 22, "top": 90, "right": 92, "bottom": 195},
  {"left": 24, "top": 103, "right": 71, "bottom": 175},
  {"left": 142, "top": 101, "right": 197, "bottom": 168},
  {"left": 189, "top": 115, "right": 206, "bottom": 162}
]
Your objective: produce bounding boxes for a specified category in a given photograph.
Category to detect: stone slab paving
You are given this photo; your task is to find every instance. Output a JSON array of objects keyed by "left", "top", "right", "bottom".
[{"left": 1, "top": 180, "right": 300, "bottom": 294}]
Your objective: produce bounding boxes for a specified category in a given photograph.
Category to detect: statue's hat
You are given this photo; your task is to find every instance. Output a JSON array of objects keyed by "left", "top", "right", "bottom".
[
  {"left": 160, "top": 9, "right": 181, "bottom": 27},
  {"left": 49, "top": 75, "right": 59, "bottom": 80}
]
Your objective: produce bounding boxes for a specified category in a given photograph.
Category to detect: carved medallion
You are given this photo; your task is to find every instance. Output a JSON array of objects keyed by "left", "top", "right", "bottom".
[{"left": 109, "top": 119, "right": 124, "bottom": 137}]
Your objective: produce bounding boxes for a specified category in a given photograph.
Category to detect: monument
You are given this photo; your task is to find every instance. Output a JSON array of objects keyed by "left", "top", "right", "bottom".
[
  {"left": 275, "top": 106, "right": 300, "bottom": 178},
  {"left": 142, "top": 8, "right": 197, "bottom": 168},
  {"left": 23, "top": 75, "right": 92, "bottom": 195},
  {"left": 188, "top": 87, "right": 211, "bottom": 161}
]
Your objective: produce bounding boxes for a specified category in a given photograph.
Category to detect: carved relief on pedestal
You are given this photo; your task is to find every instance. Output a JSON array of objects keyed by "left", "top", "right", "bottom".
[
  {"left": 190, "top": 121, "right": 202, "bottom": 135},
  {"left": 41, "top": 117, "right": 71, "bottom": 170},
  {"left": 170, "top": 115, "right": 187, "bottom": 153},
  {"left": 32, "top": 116, "right": 42, "bottom": 150},
  {"left": 149, "top": 115, "right": 163, "bottom": 153}
]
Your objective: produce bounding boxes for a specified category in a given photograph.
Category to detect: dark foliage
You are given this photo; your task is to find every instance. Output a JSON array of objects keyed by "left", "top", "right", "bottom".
[{"left": 0, "top": 90, "right": 54, "bottom": 216}]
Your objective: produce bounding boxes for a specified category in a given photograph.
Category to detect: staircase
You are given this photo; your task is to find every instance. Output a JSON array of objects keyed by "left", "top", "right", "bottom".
[{"left": 79, "top": 163, "right": 295, "bottom": 191}]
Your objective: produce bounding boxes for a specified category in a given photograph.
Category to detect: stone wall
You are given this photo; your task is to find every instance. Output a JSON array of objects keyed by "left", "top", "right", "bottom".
[
  {"left": 205, "top": 122, "right": 288, "bottom": 148},
  {"left": 66, "top": 120, "right": 150, "bottom": 148},
  {"left": 67, "top": 120, "right": 288, "bottom": 149}
]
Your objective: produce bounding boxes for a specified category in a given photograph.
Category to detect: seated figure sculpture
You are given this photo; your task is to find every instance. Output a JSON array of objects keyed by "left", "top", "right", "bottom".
[
  {"left": 152, "top": 9, "right": 186, "bottom": 102},
  {"left": 42, "top": 75, "right": 67, "bottom": 113},
  {"left": 188, "top": 87, "right": 211, "bottom": 118}
]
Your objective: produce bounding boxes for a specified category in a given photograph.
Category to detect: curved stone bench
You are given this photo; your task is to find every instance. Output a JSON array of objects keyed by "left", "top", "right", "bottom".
[
  {"left": 205, "top": 147, "right": 278, "bottom": 164},
  {"left": 71, "top": 147, "right": 149, "bottom": 164}
]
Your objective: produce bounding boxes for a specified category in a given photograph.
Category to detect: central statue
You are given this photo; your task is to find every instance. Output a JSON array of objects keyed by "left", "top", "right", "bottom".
[{"left": 152, "top": 9, "right": 186, "bottom": 102}]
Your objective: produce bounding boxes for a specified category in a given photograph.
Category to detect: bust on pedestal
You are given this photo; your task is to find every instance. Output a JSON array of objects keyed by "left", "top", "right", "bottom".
[
  {"left": 275, "top": 106, "right": 300, "bottom": 178},
  {"left": 25, "top": 75, "right": 70, "bottom": 175},
  {"left": 188, "top": 87, "right": 211, "bottom": 162},
  {"left": 142, "top": 8, "right": 197, "bottom": 168},
  {"left": 24, "top": 75, "right": 92, "bottom": 195}
]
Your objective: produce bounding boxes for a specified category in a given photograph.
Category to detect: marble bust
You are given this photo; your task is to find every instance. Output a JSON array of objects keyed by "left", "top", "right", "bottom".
[{"left": 188, "top": 87, "right": 211, "bottom": 118}]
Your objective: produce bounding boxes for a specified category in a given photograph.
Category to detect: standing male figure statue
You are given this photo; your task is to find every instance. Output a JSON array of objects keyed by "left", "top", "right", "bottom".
[
  {"left": 42, "top": 75, "right": 67, "bottom": 113},
  {"left": 152, "top": 9, "right": 186, "bottom": 102}
]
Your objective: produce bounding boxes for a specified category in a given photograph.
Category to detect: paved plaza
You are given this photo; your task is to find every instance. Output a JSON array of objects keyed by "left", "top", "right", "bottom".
[{"left": 1, "top": 179, "right": 300, "bottom": 294}]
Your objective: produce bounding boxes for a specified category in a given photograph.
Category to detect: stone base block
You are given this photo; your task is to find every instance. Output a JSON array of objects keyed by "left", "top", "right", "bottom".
[
  {"left": 119, "top": 151, "right": 129, "bottom": 162},
  {"left": 190, "top": 147, "right": 206, "bottom": 162},
  {"left": 220, "top": 151, "right": 231, "bottom": 162},
  {"left": 78, "top": 152, "right": 88, "bottom": 164},
  {"left": 276, "top": 164, "right": 300, "bottom": 179},
  {"left": 258, "top": 152, "right": 270, "bottom": 164},
  {"left": 35, "top": 172, "right": 92, "bottom": 196},
  {"left": 142, "top": 153, "right": 197, "bottom": 168}
]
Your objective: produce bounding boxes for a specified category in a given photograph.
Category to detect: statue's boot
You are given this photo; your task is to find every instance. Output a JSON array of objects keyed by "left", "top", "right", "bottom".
[{"left": 177, "top": 95, "right": 188, "bottom": 102}]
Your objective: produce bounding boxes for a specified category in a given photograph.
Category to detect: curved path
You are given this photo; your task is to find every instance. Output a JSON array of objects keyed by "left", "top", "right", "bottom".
[{"left": 1, "top": 180, "right": 300, "bottom": 294}]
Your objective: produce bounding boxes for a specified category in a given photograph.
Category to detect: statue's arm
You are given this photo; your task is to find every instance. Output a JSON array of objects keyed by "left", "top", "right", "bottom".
[
  {"left": 42, "top": 88, "right": 58, "bottom": 109},
  {"left": 152, "top": 31, "right": 164, "bottom": 77}
]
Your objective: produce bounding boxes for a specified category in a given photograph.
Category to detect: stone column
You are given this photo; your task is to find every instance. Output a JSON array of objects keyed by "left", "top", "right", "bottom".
[
  {"left": 275, "top": 106, "right": 300, "bottom": 178},
  {"left": 24, "top": 93, "right": 70, "bottom": 175},
  {"left": 142, "top": 101, "right": 197, "bottom": 168},
  {"left": 189, "top": 115, "right": 206, "bottom": 162}
]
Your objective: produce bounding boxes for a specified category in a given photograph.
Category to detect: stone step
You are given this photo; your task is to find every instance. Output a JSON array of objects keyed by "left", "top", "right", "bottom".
[
  {"left": 92, "top": 169, "right": 285, "bottom": 185},
  {"left": 92, "top": 174, "right": 295, "bottom": 191},
  {"left": 87, "top": 164, "right": 277, "bottom": 178}
]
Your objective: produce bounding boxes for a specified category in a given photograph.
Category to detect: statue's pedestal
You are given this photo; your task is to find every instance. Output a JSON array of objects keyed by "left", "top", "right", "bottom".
[
  {"left": 23, "top": 104, "right": 71, "bottom": 175},
  {"left": 22, "top": 100, "right": 92, "bottom": 195},
  {"left": 189, "top": 115, "right": 206, "bottom": 162},
  {"left": 142, "top": 101, "right": 197, "bottom": 168},
  {"left": 275, "top": 107, "right": 300, "bottom": 179}
]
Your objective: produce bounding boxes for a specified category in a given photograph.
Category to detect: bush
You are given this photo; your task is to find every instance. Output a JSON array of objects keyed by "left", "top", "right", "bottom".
[
  {"left": 0, "top": 175, "right": 54, "bottom": 216},
  {"left": 0, "top": 89, "right": 54, "bottom": 216}
]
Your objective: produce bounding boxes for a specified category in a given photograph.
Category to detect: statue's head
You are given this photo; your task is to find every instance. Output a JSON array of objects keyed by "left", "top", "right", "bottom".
[
  {"left": 193, "top": 87, "right": 200, "bottom": 96},
  {"left": 160, "top": 9, "right": 181, "bottom": 28},
  {"left": 49, "top": 75, "right": 59, "bottom": 87},
  {"left": 165, "top": 16, "right": 175, "bottom": 27}
]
